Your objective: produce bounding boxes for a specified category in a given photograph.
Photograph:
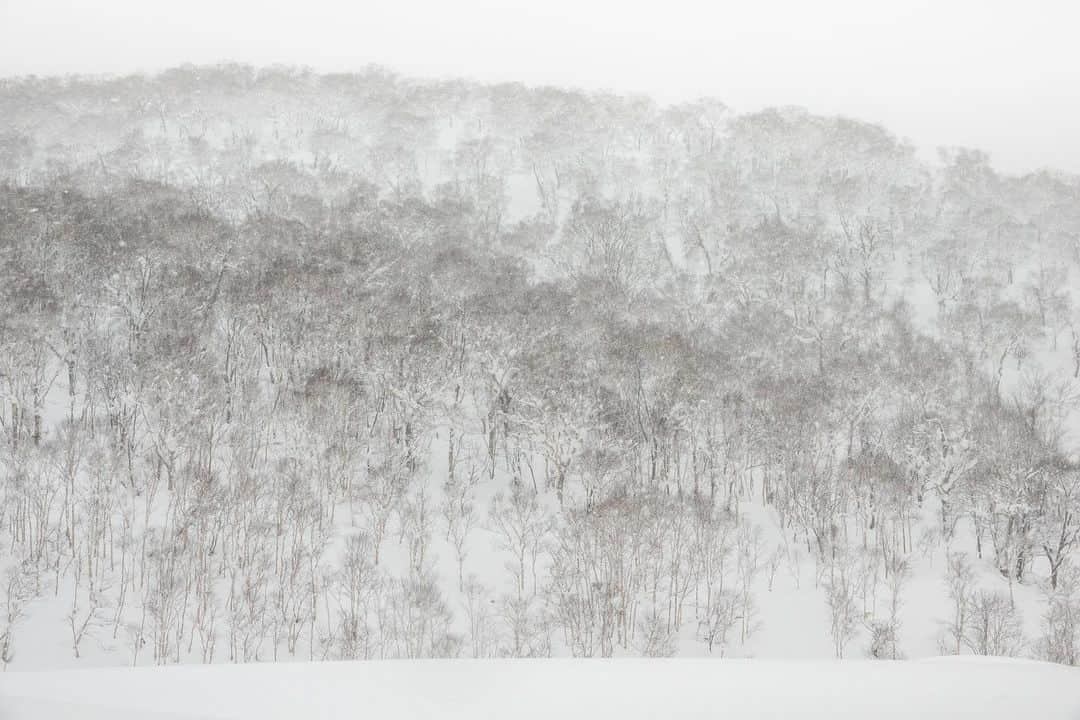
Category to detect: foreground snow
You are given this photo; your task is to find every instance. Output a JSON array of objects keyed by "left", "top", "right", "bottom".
[{"left": 2, "top": 657, "right": 1079, "bottom": 719}]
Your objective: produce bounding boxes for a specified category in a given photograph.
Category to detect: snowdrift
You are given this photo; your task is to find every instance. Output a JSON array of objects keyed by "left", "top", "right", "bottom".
[{"left": 2, "top": 657, "right": 1079, "bottom": 719}]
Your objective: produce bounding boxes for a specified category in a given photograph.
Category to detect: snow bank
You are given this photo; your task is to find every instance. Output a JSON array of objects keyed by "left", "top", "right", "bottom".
[{"left": 2, "top": 657, "right": 1079, "bottom": 719}]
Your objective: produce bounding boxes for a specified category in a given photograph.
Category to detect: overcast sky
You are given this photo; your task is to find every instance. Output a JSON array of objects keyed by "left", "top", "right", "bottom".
[{"left": 1, "top": 0, "right": 1077, "bottom": 175}]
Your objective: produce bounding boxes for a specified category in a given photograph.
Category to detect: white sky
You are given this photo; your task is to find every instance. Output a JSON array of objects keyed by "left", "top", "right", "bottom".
[{"left": 1, "top": 0, "right": 1078, "bottom": 175}]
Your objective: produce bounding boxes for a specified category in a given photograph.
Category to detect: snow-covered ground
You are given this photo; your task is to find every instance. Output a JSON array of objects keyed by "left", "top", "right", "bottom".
[{"left": 3, "top": 657, "right": 1080, "bottom": 719}]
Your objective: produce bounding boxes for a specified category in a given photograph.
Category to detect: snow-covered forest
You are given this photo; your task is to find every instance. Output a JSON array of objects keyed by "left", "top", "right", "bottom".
[{"left": 2, "top": 64, "right": 1080, "bottom": 670}]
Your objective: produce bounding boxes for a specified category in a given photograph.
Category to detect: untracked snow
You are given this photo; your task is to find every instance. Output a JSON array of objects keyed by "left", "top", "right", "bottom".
[{"left": 2, "top": 657, "right": 1080, "bottom": 719}]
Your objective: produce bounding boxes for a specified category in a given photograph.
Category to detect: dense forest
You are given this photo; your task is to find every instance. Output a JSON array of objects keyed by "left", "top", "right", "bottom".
[{"left": 1, "top": 64, "right": 1079, "bottom": 668}]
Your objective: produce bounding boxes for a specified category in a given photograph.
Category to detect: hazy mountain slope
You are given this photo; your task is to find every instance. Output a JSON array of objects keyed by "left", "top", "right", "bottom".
[{"left": 1, "top": 65, "right": 1080, "bottom": 672}]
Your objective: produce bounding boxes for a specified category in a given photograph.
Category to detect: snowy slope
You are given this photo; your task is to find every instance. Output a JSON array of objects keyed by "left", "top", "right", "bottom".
[
  {"left": 2, "top": 66, "right": 1080, "bottom": 676},
  {"left": 3, "top": 657, "right": 1079, "bottom": 720}
]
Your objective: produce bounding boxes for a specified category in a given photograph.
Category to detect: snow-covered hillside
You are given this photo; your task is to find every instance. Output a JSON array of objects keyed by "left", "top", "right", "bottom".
[{"left": 2, "top": 65, "right": 1080, "bottom": 675}]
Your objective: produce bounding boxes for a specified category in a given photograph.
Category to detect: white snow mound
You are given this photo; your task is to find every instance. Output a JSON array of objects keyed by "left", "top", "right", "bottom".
[{"left": 3, "top": 657, "right": 1080, "bottom": 719}]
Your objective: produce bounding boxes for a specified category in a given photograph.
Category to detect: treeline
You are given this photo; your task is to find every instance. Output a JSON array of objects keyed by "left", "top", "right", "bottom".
[{"left": 0, "top": 65, "right": 1079, "bottom": 666}]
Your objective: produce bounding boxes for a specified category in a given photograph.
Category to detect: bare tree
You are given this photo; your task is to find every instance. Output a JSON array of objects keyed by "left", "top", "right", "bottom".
[
  {"left": 1038, "top": 564, "right": 1080, "bottom": 665},
  {"left": 964, "top": 590, "right": 1025, "bottom": 656},
  {"left": 941, "top": 551, "right": 976, "bottom": 655},
  {"left": 825, "top": 555, "right": 861, "bottom": 659}
]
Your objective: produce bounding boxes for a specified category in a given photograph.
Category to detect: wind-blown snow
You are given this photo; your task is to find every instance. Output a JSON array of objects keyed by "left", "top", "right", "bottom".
[{"left": 2, "top": 657, "right": 1080, "bottom": 719}]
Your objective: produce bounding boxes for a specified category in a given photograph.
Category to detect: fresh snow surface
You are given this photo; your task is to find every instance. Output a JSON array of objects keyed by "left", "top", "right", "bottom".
[{"left": 2, "top": 657, "right": 1080, "bottom": 720}]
